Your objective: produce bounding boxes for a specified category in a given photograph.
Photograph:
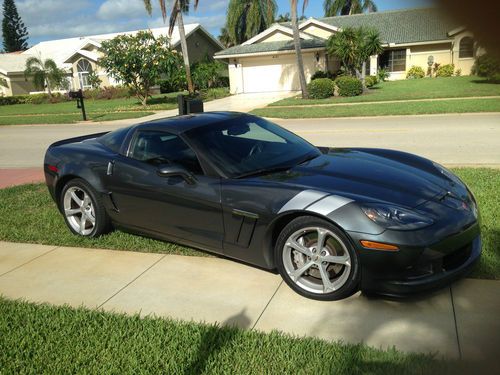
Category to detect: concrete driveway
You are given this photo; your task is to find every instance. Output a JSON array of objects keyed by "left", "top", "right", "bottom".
[{"left": 0, "top": 113, "right": 498, "bottom": 169}]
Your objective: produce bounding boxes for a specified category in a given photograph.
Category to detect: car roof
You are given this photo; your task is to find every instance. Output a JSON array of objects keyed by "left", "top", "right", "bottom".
[{"left": 135, "top": 111, "right": 248, "bottom": 134}]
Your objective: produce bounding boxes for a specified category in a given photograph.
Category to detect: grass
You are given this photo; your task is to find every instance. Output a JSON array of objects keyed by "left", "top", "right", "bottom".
[
  {"left": 269, "top": 76, "right": 500, "bottom": 106},
  {"left": 251, "top": 98, "right": 500, "bottom": 119},
  {"left": 0, "top": 88, "right": 230, "bottom": 125},
  {"left": 0, "top": 297, "right": 455, "bottom": 374},
  {"left": 0, "top": 111, "right": 154, "bottom": 125},
  {"left": 0, "top": 168, "right": 498, "bottom": 279}
]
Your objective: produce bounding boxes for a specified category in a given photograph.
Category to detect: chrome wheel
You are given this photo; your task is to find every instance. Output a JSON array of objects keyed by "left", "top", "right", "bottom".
[
  {"left": 282, "top": 226, "right": 352, "bottom": 294},
  {"left": 63, "top": 186, "right": 96, "bottom": 236}
]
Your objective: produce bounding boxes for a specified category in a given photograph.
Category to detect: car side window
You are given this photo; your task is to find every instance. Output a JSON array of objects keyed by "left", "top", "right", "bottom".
[{"left": 128, "top": 130, "right": 203, "bottom": 175}]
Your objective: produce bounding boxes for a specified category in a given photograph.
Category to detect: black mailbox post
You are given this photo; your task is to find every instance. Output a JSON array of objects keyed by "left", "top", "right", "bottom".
[
  {"left": 69, "top": 89, "right": 87, "bottom": 121},
  {"left": 177, "top": 94, "right": 204, "bottom": 116}
]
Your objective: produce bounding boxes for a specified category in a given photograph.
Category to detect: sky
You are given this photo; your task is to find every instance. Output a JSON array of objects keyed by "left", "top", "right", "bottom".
[{"left": 9, "top": 0, "right": 434, "bottom": 47}]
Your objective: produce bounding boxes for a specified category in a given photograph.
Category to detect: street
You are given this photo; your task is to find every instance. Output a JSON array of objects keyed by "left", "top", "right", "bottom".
[{"left": 0, "top": 113, "right": 498, "bottom": 168}]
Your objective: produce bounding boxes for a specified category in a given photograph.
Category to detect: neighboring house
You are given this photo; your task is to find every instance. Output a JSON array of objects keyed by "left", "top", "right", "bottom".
[
  {"left": 0, "top": 24, "right": 223, "bottom": 96},
  {"left": 214, "top": 8, "right": 481, "bottom": 94}
]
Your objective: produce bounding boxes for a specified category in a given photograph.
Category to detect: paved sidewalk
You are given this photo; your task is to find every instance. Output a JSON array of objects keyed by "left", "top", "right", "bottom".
[
  {"left": 0, "top": 167, "right": 44, "bottom": 188},
  {"left": 1, "top": 241, "right": 499, "bottom": 365}
]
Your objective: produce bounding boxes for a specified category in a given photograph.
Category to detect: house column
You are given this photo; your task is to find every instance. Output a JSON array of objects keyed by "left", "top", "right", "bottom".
[{"left": 369, "top": 55, "right": 378, "bottom": 76}]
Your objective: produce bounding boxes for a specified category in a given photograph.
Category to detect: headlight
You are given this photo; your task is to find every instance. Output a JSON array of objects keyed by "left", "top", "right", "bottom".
[{"left": 361, "top": 204, "right": 434, "bottom": 231}]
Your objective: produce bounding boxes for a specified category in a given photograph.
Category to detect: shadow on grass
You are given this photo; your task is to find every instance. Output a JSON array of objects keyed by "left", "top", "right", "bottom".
[
  {"left": 146, "top": 96, "right": 180, "bottom": 105},
  {"left": 184, "top": 309, "right": 251, "bottom": 374},
  {"left": 470, "top": 79, "right": 500, "bottom": 85}
]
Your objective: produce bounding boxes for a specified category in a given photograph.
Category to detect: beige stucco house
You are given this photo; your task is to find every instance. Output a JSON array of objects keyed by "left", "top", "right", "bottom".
[
  {"left": 0, "top": 24, "right": 223, "bottom": 96},
  {"left": 214, "top": 8, "right": 481, "bottom": 94}
]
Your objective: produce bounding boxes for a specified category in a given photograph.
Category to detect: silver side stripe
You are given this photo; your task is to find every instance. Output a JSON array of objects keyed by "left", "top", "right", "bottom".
[
  {"left": 279, "top": 189, "right": 353, "bottom": 216},
  {"left": 306, "top": 194, "right": 353, "bottom": 216},
  {"left": 278, "top": 190, "right": 329, "bottom": 214}
]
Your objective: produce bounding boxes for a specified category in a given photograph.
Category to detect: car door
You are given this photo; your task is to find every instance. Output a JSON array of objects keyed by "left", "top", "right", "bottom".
[{"left": 104, "top": 129, "right": 224, "bottom": 253}]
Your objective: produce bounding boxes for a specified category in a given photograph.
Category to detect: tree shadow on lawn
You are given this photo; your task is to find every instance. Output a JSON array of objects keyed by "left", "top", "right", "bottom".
[
  {"left": 184, "top": 309, "right": 251, "bottom": 374},
  {"left": 146, "top": 95, "right": 180, "bottom": 105},
  {"left": 469, "top": 79, "right": 500, "bottom": 85}
]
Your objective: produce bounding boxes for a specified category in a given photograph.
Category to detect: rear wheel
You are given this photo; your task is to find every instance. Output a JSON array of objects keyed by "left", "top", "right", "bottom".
[
  {"left": 60, "top": 178, "right": 111, "bottom": 237},
  {"left": 275, "top": 216, "right": 360, "bottom": 301}
]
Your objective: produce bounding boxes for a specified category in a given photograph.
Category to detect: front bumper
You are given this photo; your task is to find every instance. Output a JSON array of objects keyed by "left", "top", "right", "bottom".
[{"left": 350, "top": 219, "right": 481, "bottom": 297}]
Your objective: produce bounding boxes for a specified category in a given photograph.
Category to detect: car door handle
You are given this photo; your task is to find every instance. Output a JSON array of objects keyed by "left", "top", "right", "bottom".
[{"left": 107, "top": 161, "right": 115, "bottom": 176}]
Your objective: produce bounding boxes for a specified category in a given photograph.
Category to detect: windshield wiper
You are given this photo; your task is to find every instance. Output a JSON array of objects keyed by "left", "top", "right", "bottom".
[{"left": 235, "top": 165, "right": 293, "bottom": 179}]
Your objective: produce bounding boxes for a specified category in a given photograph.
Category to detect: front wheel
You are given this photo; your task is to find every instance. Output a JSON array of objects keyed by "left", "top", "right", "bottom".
[
  {"left": 60, "top": 178, "right": 112, "bottom": 238},
  {"left": 275, "top": 216, "right": 360, "bottom": 301}
]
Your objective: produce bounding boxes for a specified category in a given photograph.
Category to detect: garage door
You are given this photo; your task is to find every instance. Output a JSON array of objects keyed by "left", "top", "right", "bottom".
[{"left": 242, "top": 55, "right": 300, "bottom": 93}]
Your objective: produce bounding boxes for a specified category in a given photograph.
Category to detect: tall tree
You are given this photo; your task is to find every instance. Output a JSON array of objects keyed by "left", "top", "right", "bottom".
[
  {"left": 218, "top": 27, "right": 234, "bottom": 48},
  {"left": 24, "top": 56, "right": 66, "bottom": 95},
  {"left": 290, "top": 0, "right": 309, "bottom": 98},
  {"left": 225, "top": 0, "right": 277, "bottom": 45},
  {"left": 323, "top": 0, "right": 377, "bottom": 16},
  {"left": 2, "top": 0, "right": 28, "bottom": 52},
  {"left": 143, "top": 0, "right": 198, "bottom": 95}
]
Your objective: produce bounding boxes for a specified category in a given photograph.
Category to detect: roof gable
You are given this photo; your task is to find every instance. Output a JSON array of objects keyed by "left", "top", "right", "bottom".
[{"left": 242, "top": 24, "right": 313, "bottom": 46}]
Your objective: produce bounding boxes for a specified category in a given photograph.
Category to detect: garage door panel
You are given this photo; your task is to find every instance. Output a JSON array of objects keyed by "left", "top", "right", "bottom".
[{"left": 242, "top": 56, "right": 299, "bottom": 93}]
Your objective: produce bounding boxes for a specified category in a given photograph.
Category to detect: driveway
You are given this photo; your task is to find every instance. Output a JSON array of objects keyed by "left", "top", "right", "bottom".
[{"left": 0, "top": 113, "right": 498, "bottom": 169}]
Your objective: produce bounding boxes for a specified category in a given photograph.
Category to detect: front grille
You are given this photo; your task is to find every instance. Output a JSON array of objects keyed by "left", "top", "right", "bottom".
[{"left": 442, "top": 243, "right": 472, "bottom": 271}]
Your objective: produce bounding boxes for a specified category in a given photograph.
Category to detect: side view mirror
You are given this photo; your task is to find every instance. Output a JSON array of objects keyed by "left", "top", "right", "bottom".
[{"left": 157, "top": 164, "right": 196, "bottom": 185}]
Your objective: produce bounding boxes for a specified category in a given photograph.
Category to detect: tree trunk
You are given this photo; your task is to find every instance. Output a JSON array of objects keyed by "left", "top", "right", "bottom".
[
  {"left": 45, "top": 77, "right": 52, "bottom": 96},
  {"left": 361, "top": 61, "right": 368, "bottom": 92},
  {"left": 291, "top": 1, "right": 308, "bottom": 99},
  {"left": 176, "top": 3, "right": 194, "bottom": 95}
]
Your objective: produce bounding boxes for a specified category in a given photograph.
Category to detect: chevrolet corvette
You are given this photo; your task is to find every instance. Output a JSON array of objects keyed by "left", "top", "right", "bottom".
[{"left": 44, "top": 112, "right": 481, "bottom": 300}]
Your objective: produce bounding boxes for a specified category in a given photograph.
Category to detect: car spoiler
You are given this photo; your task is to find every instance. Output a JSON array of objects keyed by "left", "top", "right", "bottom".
[{"left": 48, "top": 131, "right": 110, "bottom": 149}]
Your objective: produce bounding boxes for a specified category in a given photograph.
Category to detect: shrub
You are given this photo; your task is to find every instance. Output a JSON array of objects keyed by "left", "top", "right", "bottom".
[
  {"left": 191, "top": 58, "right": 227, "bottom": 90},
  {"left": 200, "top": 87, "right": 230, "bottom": 101},
  {"left": 406, "top": 66, "right": 425, "bottom": 79},
  {"left": 364, "top": 75, "right": 378, "bottom": 88},
  {"left": 0, "top": 92, "right": 71, "bottom": 106},
  {"left": 84, "top": 86, "right": 131, "bottom": 100},
  {"left": 311, "top": 70, "right": 335, "bottom": 81},
  {"left": 377, "top": 67, "right": 389, "bottom": 82},
  {"left": 435, "top": 64, "right": 455, "bottom": 77},
  {"left": 455, "top": 68, "right": 462, "bottom": 77},
  {"left": 472, "top": 53, "right": 500, "bottom": 82},
  {"left": 307, "top": 78, "right": 334, "bottom": 99},
  {"left": 335, "top": 76, "right": 363, "bottom": 97}
]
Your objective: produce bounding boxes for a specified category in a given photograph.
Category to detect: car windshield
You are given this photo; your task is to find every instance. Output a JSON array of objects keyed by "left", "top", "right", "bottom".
[{"left": 184, "top": 115, "right": 320, "bottom": 178}]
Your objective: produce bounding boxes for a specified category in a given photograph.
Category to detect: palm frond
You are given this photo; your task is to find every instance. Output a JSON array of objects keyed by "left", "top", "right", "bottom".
[
  {"left": 160, "top": 0, "right": 167, "bottom": 22},
  {"left": 143, "top": 0, "right": 153, "bottom": 15}
]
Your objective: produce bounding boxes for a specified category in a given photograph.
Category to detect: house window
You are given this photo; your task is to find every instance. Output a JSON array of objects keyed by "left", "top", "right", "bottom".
[
  {"left": 379, "top": 49, "right": 406, "bottom": 72},
  {"left": 459, "top": 37, "right": 474, "bottom": 58},
  {"left": 77, "top": 59, "right": 93, "bottom": 89}
]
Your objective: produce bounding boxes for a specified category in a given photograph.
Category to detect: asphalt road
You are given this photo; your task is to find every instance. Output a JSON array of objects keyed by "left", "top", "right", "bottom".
[{"left": 0, "top": 113, "right": 499, "bottom": 168}]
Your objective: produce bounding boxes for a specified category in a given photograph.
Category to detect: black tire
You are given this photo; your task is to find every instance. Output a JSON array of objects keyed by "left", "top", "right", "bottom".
[
  {"left": 60, "top": 178, "right": 112, "bottom": 238},
  {"left": 275, "top": 216, "right": 360, "bottom": 301}
]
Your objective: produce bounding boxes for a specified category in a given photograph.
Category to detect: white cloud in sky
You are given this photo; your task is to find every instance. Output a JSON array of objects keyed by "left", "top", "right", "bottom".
[{"left": 13, "top": 0, "right": 228, "bottom": 44}]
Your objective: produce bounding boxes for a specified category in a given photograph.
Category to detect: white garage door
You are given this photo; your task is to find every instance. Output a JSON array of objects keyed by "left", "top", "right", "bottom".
[{"left": 242, "top": 55, "right": 300, "bottom": 93}]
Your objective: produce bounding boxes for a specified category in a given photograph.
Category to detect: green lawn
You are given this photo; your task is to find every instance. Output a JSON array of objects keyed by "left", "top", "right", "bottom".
[
  {"left": 0, "top": 297, "right": 455, "bottom": 374},
  {"left": 0, "top": 88, "right": 230, "bottom": 125},
  {"left": 0, "top": 168, "right": 498, "bottom": 279},
  {"left": 251, "top": 98, "right": 500, "bottom": 118},
  {"left": 269, "top": 76, "right": 500, "bottom": 107}
]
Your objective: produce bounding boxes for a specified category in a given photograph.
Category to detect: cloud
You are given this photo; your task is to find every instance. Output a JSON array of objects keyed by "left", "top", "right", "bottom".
[
  {"left": 17, "top": 0, "right": 90, "bottom": 24},
  {"left": 97, "top": 0, "right": 150, "bottom": 20}
]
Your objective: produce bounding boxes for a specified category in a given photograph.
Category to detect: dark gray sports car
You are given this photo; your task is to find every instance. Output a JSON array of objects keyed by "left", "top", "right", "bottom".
[{"left": 44, "top": 112, "right": 481, "bottom": 300}]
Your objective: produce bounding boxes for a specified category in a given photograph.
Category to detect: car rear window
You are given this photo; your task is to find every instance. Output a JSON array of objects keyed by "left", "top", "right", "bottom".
[{"left": 98, "top": 126, "right": 131, "bottom": 153}]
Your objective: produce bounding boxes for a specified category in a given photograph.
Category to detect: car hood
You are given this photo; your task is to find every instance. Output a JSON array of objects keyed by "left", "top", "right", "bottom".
[{"left": 260, "top": 148, "right": 457, "bottom": 208}]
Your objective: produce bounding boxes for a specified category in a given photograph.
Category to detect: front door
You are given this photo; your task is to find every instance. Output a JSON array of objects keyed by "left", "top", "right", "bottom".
[{"left": 104, "top": 129, "right": 224, "bottom": 252}]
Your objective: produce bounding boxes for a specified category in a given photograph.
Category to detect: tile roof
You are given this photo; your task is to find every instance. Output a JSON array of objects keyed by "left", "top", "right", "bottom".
[
  {"left": 319, "top": 8, "right": 458, "bottom": 44},
  {"left": 215, "top": 37, "right": 325, "bottom": 57},
  {"left": 216, "top": 8, "right": 460, "bottom": 57}
]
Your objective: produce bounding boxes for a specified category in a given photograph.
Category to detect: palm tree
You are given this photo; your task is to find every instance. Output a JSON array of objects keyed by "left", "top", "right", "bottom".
[
  {"left": 218, "top": 27, "right": 234, "bottom": 48},
  {"left": 143, "top": 0, "right": 198, "bottom": 95},
  {"left": 324, "top": 0, "right": 377, "bottom": 16},
  {"left": 24, "top": 56, "right": 66, "bottom": 95},
  {"left": 226, "top": 0, "right": 277, "bottom": 45},
  {"left": 327, "top": 27, "right": 382, "bottom": 90},
  {"left": 290, "top": 0, "right": 309, "bottom": 98}
]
